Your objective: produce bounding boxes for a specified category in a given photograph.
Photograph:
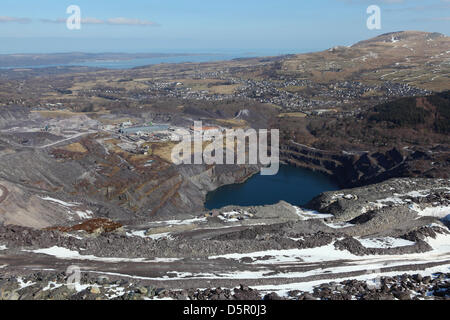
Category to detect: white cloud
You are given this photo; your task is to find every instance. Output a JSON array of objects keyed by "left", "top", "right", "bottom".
[
  {"left": 0, "top": 16, "right": 31, "bottom": 23},
  {"left": 82, "top": 17, "right": 105, "bottom": 25},
  {"left": 106, "top": 17, "right": 158, "bottom": 26},
  {"left": 41, "top": 17, "right": 158, "bottom": 27},
  {"left": 431, "top": 16, "right": 450, "bottom": 21}
]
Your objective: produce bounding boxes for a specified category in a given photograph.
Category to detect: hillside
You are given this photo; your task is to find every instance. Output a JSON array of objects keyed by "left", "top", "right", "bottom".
[
  {"left": 369, "top": 90, "right": 450, "bottom": 134},
  {"left": 276, "top": 90, "right": 450, "bottom": 186},
  {"left": 276, "top": 31, "right": 450, "bottom": 92},
  {"left": 299, "top": 90, "right": 450, "bottom": 150}
]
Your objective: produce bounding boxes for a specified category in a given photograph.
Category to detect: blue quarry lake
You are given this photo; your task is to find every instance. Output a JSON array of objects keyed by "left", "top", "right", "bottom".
[{"left": 205, "top": 165, "right": 339, "bottom": 210}]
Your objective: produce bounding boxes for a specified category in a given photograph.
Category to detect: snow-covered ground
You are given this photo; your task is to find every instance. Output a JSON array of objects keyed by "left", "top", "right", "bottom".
[
  {"left": 23, "top": 230, "right": 450, "bottom": 283},
  {"left": 253, "top": 264, "right": 449, "bottom": 297},
  {"left": 375, "top": 188, "right": 450, "bottom": 208},
  {"left": 205, "top": 233, "right": 450, "bottom": 277},
  {"left": 13, "top": 229, "right": 449, "bottom": 299}
]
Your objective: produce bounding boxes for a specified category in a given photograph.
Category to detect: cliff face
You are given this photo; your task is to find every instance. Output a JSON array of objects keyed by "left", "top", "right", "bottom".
[
  {"left": 276, "top": 90, "right": 450, "bottom": 188},
  {"left": 187, "top": 164, "right": 259, "bottom": 193},
  {"left": 152, "top": 164, "right": 260, "bottom": 218},
  {"left": 280, "top": 141, "right": 439, "bottom": 188}
]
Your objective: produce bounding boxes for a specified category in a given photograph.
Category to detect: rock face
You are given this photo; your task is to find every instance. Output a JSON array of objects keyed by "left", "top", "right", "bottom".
[
  {"left": 281, "top": 141, "right": 449, "bottom": 188},
  {"left": 308, "top": 178, "right": 449, "bottom": 217},
  {"left": 307, "top": 178, "right": 450, "bottom": 236},
  {"left": 0, "top": 142, "right": 259, "bottom": 228},
  {"left": 172, "top": 163, "right": 259, "bottom": 217},
  {"left": 0, "top": 106, "right": 262, "bottom": 228}
]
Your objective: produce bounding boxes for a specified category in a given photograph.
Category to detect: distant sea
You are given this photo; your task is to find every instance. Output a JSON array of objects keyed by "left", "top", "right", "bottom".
[
  {"left": 0, "top": 49, "right": 317, "bottom": 70},
  {"left": 75, "top": 53, "right": 260, "bottom": 69}
]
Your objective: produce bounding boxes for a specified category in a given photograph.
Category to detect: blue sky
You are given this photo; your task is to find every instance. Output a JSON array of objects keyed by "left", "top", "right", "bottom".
[{"left": 0, "top": 0, "right": 448, "bottom": 54}]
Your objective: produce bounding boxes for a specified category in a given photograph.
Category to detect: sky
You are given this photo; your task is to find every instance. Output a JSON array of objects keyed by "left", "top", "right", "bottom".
[{"left": 0, "top": 0, "right": 449, "bottom": 54}]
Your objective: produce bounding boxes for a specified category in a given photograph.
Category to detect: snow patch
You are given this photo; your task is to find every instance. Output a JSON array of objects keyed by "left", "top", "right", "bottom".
[
  {"left": 126, "top": 230, "right": 174, "bottom": 240},
  {"left": 25, "top": 246, "right": 179, "bottom": 263},
  {"left": 104, "top": 285, "right": 126, "bottom": 299},
  {"left": 209, "top": 243, "right": 358, "bottom": 264},
  {"left": 374, "top": 188, "right": 450, "bottom": 211},
  {"left": 218, "top": 211, "right": 241, "bottom": 222},
  {"left": 40, "top": 196, "right": 79, "bottom": 207},
  {"left": 17, "top": 277, "right": 36, "bottom": 289},
  {"left": 325, "top": 222, "right": 355, "bottom": 229},
  {"left": 293, "top": 206, "right": 333, "bottom": 220},
  {"left": 357, "top": 237, "right": 415, "bottom": 249},
  {"left": 41, "top": 196, "right": 94, "bottom": 221},
  {"left": 75, "top": 210, "right": 93, "bottom": 220},
  {"left": 148, "top": 217, "right": 207, "bottom": 226},
  {"left": 42, "top": 281, "right": 64, "bottom": 292},
  {"left": 411, "top": 205, "right": 450, "bottom": 220}
]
